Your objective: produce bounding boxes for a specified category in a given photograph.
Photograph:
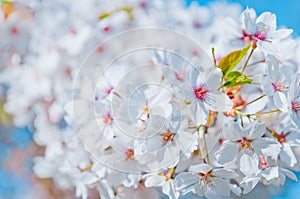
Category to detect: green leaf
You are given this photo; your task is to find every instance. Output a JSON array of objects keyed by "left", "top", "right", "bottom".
[
  {"left": 99, "top": 7, "right": 134, "bottom": 21},
  {"left": 218, "top": 44, "right": 251, "bottom": 76},
  {"left": 221, "top": 71, "right": 252, "bottom": 88},
  {"left": 0, "top": 100, "right": 13, "bottom": 126},
  {"left": 99, "top": 13, "right": 111, "bottom": 20}
]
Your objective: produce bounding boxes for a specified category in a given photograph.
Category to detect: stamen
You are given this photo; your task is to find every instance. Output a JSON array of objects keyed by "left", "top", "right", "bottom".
[
  {"left": 104, "top": 86, "right": 113, "bottom": 95},
  {"left": 254, "top": 29, "right": 267, "bottom": 41},
  {"left": 160, "top": 129, "right": 175, "bottom": 145},
  {"left": 103, "top": 113, "right": 113, "bottom": 125},
  {"left": 125, "top": 149, "right": 134, "bottom": 161},
  {"left": 292, "top": 101, "right": 300, "bottom": 113},
  {"left": 199, "top": 169, "right": 213, "bottom": 183},
  {"left": 194, "top": 85, "right": 208, "bottom": 101},
  {"left": 272, "top": 82, "right": 286, "bottom": 92},
  {"left": 234, "top": 137, "right": 254, "bottom": 152}
]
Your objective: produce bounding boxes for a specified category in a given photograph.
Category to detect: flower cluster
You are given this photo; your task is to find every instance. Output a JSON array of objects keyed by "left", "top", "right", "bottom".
[{"left": 1, "top": 0, "right": 300, "bottom": 199}]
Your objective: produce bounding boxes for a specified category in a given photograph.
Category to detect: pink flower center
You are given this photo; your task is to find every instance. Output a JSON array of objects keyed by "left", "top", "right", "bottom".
[
  {"left": 10, "top": 26, "right": 19, "bottom": 35},
  {"left": 218, "top": 138, "right": 224, "bottom": 145},
  {"left": 103, "top": 113, "right": 113, "bottom": 125},
  {"left": 194, "top": 86, "right": 208, "bottom": 101},
  {"left": 69, "top": 28, "right": 77, "bottom": 35},
  {"left": 97, "top": 45, "right": 104, "bottom": 53},
  {"left": 139, "top": 1, "right": 147, "bottom": 9},
  {"left": 278, "top": 133, "right": 287, "bottom": 143},
  {"left": 240, "top": 137, "right": 252, "bottom": 147},
  {"left": 270, "top": 129, "right": 290, "bottom": 143},
  {"left": 104, "top": 86, "right": 113, "bottom": 95},
  {"left": 292, "top": 101, "right": 300, "bottom": 113},
  {"left": 103, "top": 26, "right": 111, "bottom": 33},
  {"left": 193, "top": 21, "right": 201, "bottom": 28},
  {"left": 254, "top": 29, "right": 267, "bottom": 41},
  {"left": 125, "top": 149, "right": 134, "bottom": 161},
  {"left": 239, "top": 30, "right": 253, "bottom": 45},
  {"left": 272, "top": 82, "right": 286, "bottom": 92}
]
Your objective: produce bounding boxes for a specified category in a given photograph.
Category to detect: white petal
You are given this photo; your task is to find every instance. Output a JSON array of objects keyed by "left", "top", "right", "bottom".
[
  {"left": 191, "top": 101, "right": 208, "bottom": 126},
  {"left": 150, "top": 87, "right": 172, "bottom": 105},
  {"left": 194, "top": 184, "right": 205, "bottom": 197},
  {"left": 261, "top": 166, "right": 279, "bottom": 181},
  {"left": 280, "top": 142, "right": 297, "bottom": 167},
  {"left": 262, "top": 81, "right": 274, "bottom": 96},
  {"left": 223, "top": 121, "right": 244, "bottom": 140},
  {"left": 239, "top": 153, "right": 259, "bottom": 176},
  {"left": 280, "top": 168, "right": 298, "bottom": 181},
  {"left": 189, "top": 164, "right": 211, "bottom": 173},
  {"left": 162, "top": 180, "right": 180, "bottom": 199},
  {"left": 269, "top": 29, "right": 293, "bottom": 39},
  {"left": 241, "top": 176, "right": 260, "bottom": 194},
  {"left": 212, "top": 169, "right": 238, "bottom": 179},
  {"left": 230, "top": 184, "right": 242, "bottom": 197},
  {"left": 209, "top": 178, "right": 231, "bottom": 197},
  {"left": 274, "top": 92, "right": 288, "bottom": 112},
  {"left": 257, "top": 41, "right": 278, "bottom": 56},
  {"left": 205, "top": 68, "right": 222, "bottom": 90},
  {"left": 253, "top": 137, "right": 281, "bottom": 157},
  {"left": 205, "top": 91, "right": 233, "bottom": 112},
  {"left": 214, "top": 141, "right": 239, "bottom": 165},
  {"left": 145, "top": 175, "right": 166, "bottom": 187},
  {"left": 177, "top": 132, "right": 197, "bottom": 154},
  {"left": 243, "top": 9, "right": 256, "bottom": 33},
  {"left": 248, "top": 120, "right": 266, "bottom": 139},
  {"left": 174, "top": 172, "right": 199, "bottom": 191},
  {"left": 97, "top": 180, "right": 115, "bottom": 199},
  {"left": 257, "top": 12, "right": 277, "bottom": 31}
]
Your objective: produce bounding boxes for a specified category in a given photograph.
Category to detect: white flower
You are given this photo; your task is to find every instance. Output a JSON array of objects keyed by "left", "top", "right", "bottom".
[
  {"left": 286, "top": 74, "right": 300, "bottom": 128},
  {"left": 174, "top": 163, "right": 238, "bottom": 198},
  {"left": 268, "top": 124, "right": 300, "bottom": 167},
  {"left": 94, "top": 100, "right": 118, "bottom": 140},
  {"left": 241, "top": 155, "right": 297, "bottom": 194},
  {"left": 144, "top": 167, "right": 179, "bottom": 199},
  {"left": 215, "top": 120, "right": 281, "bottom": 176},
  {"left": 262, "top": 55, "right": 290, "bottom": 111},
  {"left": 241, "top": 9, "right": 293, "bottom": 55},
  {"left": 186, "top": 67, "right": 233, "bottom": 125},
  {"left": 133, "top": 119, "right": 197, "bottom": 167}
]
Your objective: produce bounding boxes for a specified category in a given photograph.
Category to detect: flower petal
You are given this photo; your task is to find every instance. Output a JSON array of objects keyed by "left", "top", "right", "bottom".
[
  {"left": 248, "top": 120, "right": 266, "bottom": 139},
  {"left": 239, "top": 153, "right": 259, "bottom": 176},
  {"left": 145, "top": 175, "right": 166, "bottom": 187},
  {"left": 174, "top": 172, "right": 199, "bottom": 192},
  {"left": 269, "top": 29, "right": 293, "bottom": 39},
  {"left": 212, "top": 169, "right": 238, "bottom": 179},
  {"left": 253, "top": 137, "right": 281, "bottom": 157},
  {"left": 215, "top": 141, "right": 239, "bottom": 165},
  {"left": 280, "top": 143, "right": 297, "bottom": 167},
  {"left": 205, "top": 91, "right": 233, "bottom": 112},
  {"left": 189, "top": 163, "right": 211, "bottom": 173},
  {"left": 274, "top": 91, "right": 288, "bottom": 112},
  {"left": 162, "top": 180, "right": 180, "bottom": 199}
]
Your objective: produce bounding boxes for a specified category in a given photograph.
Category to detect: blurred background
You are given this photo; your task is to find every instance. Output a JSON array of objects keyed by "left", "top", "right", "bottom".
[{"left": 0, "top": 0, "right": 299, "bottom": 198}]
